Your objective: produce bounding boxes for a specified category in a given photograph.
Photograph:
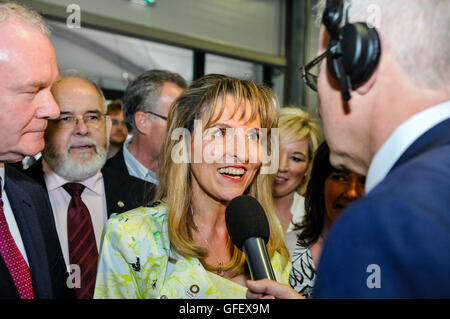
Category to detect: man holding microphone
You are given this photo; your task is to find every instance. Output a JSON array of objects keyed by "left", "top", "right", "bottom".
[{"left": 248, "top": 0, "right": 450, "bottom": 298}]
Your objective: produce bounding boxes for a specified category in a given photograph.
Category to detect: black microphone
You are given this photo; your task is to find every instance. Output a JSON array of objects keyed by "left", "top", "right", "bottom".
[{"left": 225, "top": 195, "right": 276, "bottom": 281}]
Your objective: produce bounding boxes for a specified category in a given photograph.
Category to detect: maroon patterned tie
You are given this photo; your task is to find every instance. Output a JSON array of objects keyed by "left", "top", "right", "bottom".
[
  {"left": 0, "top": 178, "right": 34, "bottom": 299},
  {"left": 63, "top": 183, "right": 98, "bottom": 299}
]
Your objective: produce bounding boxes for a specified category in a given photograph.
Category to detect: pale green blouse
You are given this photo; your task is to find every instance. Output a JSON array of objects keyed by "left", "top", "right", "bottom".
[{"left": 94, "top": 202, "right": 291, "bottom": 299}]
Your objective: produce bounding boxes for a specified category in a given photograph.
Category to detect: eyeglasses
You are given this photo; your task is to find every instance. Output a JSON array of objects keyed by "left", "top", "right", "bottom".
[
  {"left": 50, "top": 112, "right": 106, "bottom": 129},
  {"left": 145, "top": 111, "right": 168, "bottom": 121},
  {"left": 300, "top": 47, "right": 331, "bottom": 92}
]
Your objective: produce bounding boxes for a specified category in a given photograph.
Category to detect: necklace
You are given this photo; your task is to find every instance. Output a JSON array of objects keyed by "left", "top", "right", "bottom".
[{"left": 191, "top": 207, "right": 225, "bottom": 276}]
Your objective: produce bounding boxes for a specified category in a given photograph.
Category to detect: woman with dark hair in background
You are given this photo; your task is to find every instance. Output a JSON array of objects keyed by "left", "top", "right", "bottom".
[{"left": 284, "top": 142, "right": 366, "bottom": 298}]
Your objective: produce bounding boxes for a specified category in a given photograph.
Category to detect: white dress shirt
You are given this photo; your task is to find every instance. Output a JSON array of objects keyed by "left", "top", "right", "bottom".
[
  {"left": 42, "top": 160, "right": 108, "bottom": 266},
  {"left": 0, "top": 164, "right": 29, "bottom": 265},
  {"left": 366, "top": 100, "right": 450, "bottom": 193},
  {"left": 122, "top": 138, "right": 159, "bottom": 185}
]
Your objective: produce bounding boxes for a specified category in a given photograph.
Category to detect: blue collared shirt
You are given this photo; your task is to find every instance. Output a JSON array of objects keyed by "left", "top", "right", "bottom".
[
  {"left": 122, "top": 138, "right": 159, "bottom": 185},
  {"left": 366, "top": 100, "right": 450, "bottom": 193}
]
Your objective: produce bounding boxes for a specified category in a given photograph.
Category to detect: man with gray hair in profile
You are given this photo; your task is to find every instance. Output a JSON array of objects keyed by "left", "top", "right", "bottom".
[
  {"left": 247, "top": 0, "right": 450, "bottom": 298},
  {"left": 0, "top": 1, "right": 71, "bottom": 299},
  {"left": 105, "top": 69, "right": 187, "bottom": 185},
  {"left": 24, "top": 74, "right": 156, "bottom": 299}
]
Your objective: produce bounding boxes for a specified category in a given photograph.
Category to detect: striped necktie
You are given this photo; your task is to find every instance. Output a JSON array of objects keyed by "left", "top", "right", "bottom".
[
  {"left": 0, "top": 177, "right": 34, "bottom": 299},
  {"left": 63, "top": 183, "right": 98, "bottom": 299}
]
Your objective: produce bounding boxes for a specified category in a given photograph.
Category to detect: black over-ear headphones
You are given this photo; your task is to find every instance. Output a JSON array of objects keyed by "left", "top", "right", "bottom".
[{"left": 322, "top": 0, "right": 381, "bottom": 101}]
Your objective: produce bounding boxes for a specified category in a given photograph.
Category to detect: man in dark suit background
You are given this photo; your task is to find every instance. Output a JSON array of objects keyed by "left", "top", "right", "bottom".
[
  {"left": 24, "top": 74, "right": 155, "bottom": 299},
  {"left": 0, "top": 2, "right": 70, "bottom": 299},
  {"left": 247, "top": 0, "right": 450, "bottom": 298},
  {"left": 105, "top": 70, "right": 186, "bottom": 185}
]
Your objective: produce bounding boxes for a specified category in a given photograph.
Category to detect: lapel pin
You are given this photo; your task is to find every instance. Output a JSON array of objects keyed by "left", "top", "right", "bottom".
[{"left": 117, "top": 201, "right": 125, "bottom": 208}]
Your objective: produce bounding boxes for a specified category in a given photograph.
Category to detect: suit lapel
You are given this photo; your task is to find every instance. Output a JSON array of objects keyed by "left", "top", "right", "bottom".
[
  {"left": 101, "top": 167, "right": 127, "bottom": 217},
  {"left": 5, "top": 173, "right": 52, "bottom": 298}
]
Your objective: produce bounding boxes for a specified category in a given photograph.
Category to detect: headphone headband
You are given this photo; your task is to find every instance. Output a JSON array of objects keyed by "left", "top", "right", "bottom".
[
  {"left": 323, "top": 0, "right": 343, "bottom": 40},
  {"left": 322, "top": 0, "right": 381, "bottom": 101}
]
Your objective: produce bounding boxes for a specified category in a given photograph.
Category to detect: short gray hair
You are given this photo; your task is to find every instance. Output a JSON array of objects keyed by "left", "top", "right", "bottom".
[
  {"left": 57, "top": 70, "right": 107, "bottom": 112},
  {"left": 0, "top": 1, "right": 50, "bottom": 35},
  {"left": 315, "top": 0, "right": 450, "bottom": 91},
  {"left": 122, "top": 69, "right": 187, "bottom": 133}
]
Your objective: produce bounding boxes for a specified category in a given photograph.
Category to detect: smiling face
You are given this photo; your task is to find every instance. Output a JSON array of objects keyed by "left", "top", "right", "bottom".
[
  {"left": 42, "top": 77, "right": 110, "bottom": 181},
  {"left": 324, "top": 170, "right": 365, "bottom": 223},
  {"left": 190, "top": 95, "right": 262, "bottom": 204},
  {"left": 0, "top": 18, "right": 59, "bottom": 162},
  {"left": 274, "top": 137, "right": 310, "bottom": 198}
]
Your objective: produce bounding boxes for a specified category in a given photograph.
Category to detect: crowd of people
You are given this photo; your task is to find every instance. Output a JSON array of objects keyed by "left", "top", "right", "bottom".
[{"left": 0, "top": 0, "right": 448, "bottom": 300}]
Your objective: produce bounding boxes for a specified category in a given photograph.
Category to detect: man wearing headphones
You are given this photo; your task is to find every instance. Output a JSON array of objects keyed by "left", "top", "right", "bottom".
[{"left": 247, "top": 0, "right": 450, "bottom": 298}]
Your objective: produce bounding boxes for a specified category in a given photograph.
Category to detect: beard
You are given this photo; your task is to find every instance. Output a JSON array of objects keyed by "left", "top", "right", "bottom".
[{"left": 43, "top": 136, "right": 109, "bottom": 182}]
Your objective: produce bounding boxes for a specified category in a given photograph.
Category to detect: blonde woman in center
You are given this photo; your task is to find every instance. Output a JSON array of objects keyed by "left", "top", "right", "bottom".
[
  {"left": 94, "top": 74, "right": 290, "bottom": 299},
  {"left": 274, "top": 107, "right": 321, "bottom": 234}
]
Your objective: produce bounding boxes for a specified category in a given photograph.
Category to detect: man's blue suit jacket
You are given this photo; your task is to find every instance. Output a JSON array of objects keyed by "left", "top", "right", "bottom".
[
  {"left": 314, "top": 118, "right": 450, "bottom": 298},
  {"left": 0, "top": 165, "right": 70, "bottom": 299}
]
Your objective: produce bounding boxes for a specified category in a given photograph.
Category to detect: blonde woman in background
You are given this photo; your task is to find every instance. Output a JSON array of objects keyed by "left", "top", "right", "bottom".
[
  {"left": 94, "top": 74, "right": 291, "bottom": 299},
  {"left": 274, "top": 107, "right": 321, "bottom": 234}
]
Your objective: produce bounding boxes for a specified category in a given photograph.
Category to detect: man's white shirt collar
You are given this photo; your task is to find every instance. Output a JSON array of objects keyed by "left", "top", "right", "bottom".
[
  {"left": 366, "top": 100, "right": 450, "bottom": 193},
  {"left": 0, "top": 163, "right": 30, "bottom": 265},
  {"left": 0, "top": 163, "right": 5, "bottom": 191}
]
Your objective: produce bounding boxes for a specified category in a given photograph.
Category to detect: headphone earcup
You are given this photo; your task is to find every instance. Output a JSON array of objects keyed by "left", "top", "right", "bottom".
[
  {"left": 340, "top": 23, "right": 381, "bottom": 87},
  {"left": 326, "top": 23, "right": 381, "bottom": 88}
]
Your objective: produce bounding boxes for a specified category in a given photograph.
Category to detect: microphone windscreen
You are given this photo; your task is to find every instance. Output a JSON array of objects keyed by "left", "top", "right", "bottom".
[{"left": 225, "top": 195, "right": 270, "bottom": 250}]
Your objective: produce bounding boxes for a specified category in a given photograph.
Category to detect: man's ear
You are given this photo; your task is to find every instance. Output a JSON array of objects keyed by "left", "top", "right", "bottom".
[
  {"left": 134, "top": 111, "right": 148, "bottom": 134},
  {"left": 355, "top": 68, "right": 378, "bottom": 95}
]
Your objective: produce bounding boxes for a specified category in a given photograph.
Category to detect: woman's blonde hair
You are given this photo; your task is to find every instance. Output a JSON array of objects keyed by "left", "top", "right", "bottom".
[
  {"left": 157, "top": 74, "right": 289, "bottom": 276},
  {"left": 278, "top": 106, "right": 321, "bottom": 195}
]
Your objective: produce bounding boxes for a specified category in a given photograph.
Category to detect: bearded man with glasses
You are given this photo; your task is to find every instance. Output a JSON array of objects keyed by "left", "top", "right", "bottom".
[{"left": 24, "top": 75, "right": 155, "bottom": 298}]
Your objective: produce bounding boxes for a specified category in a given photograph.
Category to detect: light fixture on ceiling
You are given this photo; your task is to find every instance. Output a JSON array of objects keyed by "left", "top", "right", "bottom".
[{"left": 129, "top": 0, "right": 156, "bottom": 6}]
